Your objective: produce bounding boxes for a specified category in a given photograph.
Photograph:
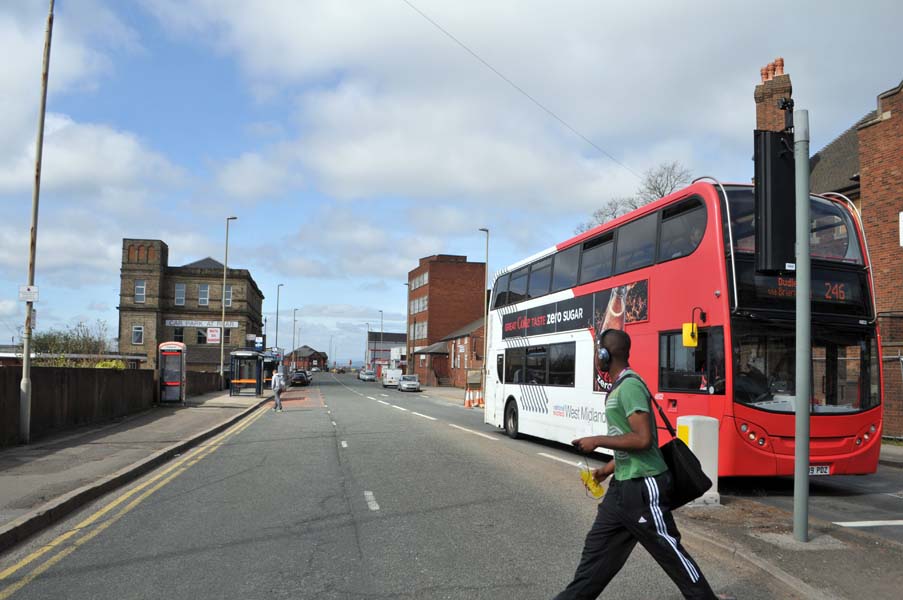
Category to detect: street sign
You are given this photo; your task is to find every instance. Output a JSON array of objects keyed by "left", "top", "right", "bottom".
[
  {"left": 207, "top": 328, "right": 221, "bottom": 344},
  {"left": 19, "top": 285, "right": 39, "bottom": 302},
  {"left": 255, "top": 336, "right": 263, "bottom": 351}
]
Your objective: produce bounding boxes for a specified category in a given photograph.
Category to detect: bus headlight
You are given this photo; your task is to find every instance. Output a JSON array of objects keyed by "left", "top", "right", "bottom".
[
  {"left": 740, "top": 423, "right": 748, "bottom": 433},
  {"left": 758, "top": 437, "right": 766, "bottom": 446},
  {"left": 870, "top": 424, "right": 877, "bottom": 434},
  {"left": 855, "top": 437, "right": 862, "bottom": 445}
]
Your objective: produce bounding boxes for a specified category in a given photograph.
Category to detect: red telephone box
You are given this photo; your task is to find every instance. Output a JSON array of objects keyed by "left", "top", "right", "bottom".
[{"left": 158, "top": 342, "right": 187, "bottom": 403}]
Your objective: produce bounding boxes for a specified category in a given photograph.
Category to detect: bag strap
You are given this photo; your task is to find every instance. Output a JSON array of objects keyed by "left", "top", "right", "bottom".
[{"left": 615, "top": 372, "right": 677, "bottom": 438}]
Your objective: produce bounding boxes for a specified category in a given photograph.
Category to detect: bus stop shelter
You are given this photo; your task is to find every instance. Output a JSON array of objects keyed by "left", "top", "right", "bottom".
[{"left": 229, "top": 350, "right": 262, "bottom": 396}]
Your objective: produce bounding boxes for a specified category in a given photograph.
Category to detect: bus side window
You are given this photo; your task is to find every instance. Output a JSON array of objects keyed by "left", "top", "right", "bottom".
[
  {"left": 659, "top": 200, "right": 706, "bottom": 261},
  {"left": 496, "top": 354, "right": 504, "bottom": 382},
  {"left": 492, "top": 273, "right": 510, "bottom": 308}
]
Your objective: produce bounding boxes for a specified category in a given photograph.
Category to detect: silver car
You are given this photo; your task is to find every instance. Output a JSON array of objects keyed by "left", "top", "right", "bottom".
[
  {"left": 397, "top": 374, "right": 421, "bottom": 392},
  {"left": 359, "top": 369, "right": 376, "bottom": 382}
]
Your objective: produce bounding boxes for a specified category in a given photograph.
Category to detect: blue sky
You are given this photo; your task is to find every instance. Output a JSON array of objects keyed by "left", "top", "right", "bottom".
[{"left": 1, "top": 0, "right": 902, "bottom": 362}]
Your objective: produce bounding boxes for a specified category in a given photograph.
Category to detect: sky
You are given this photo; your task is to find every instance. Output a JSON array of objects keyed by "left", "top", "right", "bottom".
[{"left": 1, "top": 0, "right": 901, "bottom": 363}]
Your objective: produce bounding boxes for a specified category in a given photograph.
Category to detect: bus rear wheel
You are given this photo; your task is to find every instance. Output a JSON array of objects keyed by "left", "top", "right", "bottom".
[{"left": 504, "top": 401, "right": 520, "bottom": 439}]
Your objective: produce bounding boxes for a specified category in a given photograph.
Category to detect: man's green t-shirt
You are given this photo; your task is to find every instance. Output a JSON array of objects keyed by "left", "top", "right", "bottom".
[{"left": 605, "top": 372, "right": 667, "bottom": 481}]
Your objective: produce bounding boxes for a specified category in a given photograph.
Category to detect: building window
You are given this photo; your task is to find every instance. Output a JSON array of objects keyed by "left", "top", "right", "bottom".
[
  {"left": 410, "top": 272, "right": 429, "bottom": 290},
  {"left": 174, "top": 283, "right": 185, "bottom": 306},
  {"left": 131, "top": 325, "right": 144, "bottom": 345},
  {"left": 173, "top": 327, "right": 184, "bottom": 343},
  {"left": 413, "top": 321, "right": 428, "bottom": 340},
  {"left": 224, "top": 328, "right": 231, "bottom": 344},
  {"left": 134, "top": 280, "right": 146, "bottom": 303},
  {"left": 197, "top": 328, "right": 208, "bottom": 344},
  {"left": 224, "top": 284, "right": 233, "bottom": 308},
  {"left": 410, "top": 295, "right": 429, "bottom": 314},
  {"left": 198, "top": 284, "right": 209, "bottom": 306}
]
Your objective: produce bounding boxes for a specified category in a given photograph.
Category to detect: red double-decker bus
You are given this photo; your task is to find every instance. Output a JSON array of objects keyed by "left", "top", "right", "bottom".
[{"left": 484, "top": 180, "right": 882, "bottom": 476}]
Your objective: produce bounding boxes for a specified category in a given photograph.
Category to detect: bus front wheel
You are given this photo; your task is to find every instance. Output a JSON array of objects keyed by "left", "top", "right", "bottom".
[{"left": 504, "top": 401, "right": 520, "bottom": 439}]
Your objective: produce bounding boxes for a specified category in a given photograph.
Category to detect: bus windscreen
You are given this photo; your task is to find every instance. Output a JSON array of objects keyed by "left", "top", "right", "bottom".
[{"left": 732, "top": 320, "right": 880, "bottom": 414}]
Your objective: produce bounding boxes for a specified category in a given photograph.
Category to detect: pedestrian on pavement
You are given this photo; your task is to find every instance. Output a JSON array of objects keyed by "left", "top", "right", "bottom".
[
  {"left": 272, "top": 368, "right": 284, "bottom": 412},
  {"left": 553, "top": 328, "right": 719, "bottom": 600}
]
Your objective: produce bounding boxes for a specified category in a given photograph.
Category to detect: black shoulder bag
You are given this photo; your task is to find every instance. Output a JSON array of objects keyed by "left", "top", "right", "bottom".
[{"left": 616, "top": 373, "right": 712, "bottom": 508}]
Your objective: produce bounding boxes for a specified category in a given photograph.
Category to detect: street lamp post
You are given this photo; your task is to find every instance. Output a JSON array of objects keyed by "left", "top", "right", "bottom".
[
  {"left": 19, "top": 0, "right": 55, "bottom": 445},
  {"left": 404, "top": 282, "right": 410, "bottom": 374},
  {"left": 275, "top": 283, "right": 283, "bottom": 363},
  {"left": 379, "top": 309, "right": 384, "bottom": 370},
  {"left": 365, "top": 322, "right": 370, "bottom": 367},
  {"left": 291, "top": 308, "right": 297, "bottom": 371},
  {"left": 219, "top": 216, "right": 237, "bottom": 390},
  {"left": 479, "top": 227, "right": 490, "bottom": 405}
]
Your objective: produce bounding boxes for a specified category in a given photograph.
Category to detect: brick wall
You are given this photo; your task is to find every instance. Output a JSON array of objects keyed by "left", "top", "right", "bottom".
[
  {"left": 859, "top": 82, "right": 903, "bottom": 436},
  {"left": 446, "top": 325, "right": 485, "bottom": 388}
]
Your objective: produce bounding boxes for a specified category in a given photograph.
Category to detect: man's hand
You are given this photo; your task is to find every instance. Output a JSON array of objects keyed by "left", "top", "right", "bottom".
[
  {"left": 591, "top": 467, "right": 609, "bottom": 483},
  {"left": 572, "top": 437, "right": 597, "bottom": 453}
]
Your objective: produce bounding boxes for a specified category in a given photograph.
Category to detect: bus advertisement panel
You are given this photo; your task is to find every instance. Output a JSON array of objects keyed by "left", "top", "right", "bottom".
[{"left": 484, "top": 182, "right": 882, "bottom": 477}]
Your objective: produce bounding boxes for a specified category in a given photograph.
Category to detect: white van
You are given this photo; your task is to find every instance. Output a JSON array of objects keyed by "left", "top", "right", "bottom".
[{"left": 382, "top": 368, "right": 402, "bottom": 388}]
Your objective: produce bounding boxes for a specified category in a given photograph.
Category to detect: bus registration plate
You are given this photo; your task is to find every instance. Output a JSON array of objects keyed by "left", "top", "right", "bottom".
[{"left": 809, "top": 465, "right": 830, "bottom": 476}]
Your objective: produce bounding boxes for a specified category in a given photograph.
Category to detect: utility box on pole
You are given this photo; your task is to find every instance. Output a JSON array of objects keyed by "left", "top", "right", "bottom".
[{"left": 754, "top": 128, "right": 796, "bottom": 274}]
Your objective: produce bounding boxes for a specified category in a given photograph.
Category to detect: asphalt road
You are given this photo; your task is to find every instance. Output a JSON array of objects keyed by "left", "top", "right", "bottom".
[
  {"left": 0, "top": 374, "right": 793, "bottom": 599},
  {"left": 720, "top": 463, "right": 903, "bottom": 545}
]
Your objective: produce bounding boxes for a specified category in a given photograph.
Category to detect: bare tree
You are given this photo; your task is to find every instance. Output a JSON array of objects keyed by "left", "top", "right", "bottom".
[
  {"left": 575, "top": 160, "right": 692, "bottom": 233},
  {"left": 31, "top": 320, "right": 111, "bottom": 367},
  {"left": 637, "top": 161, "right": 692, "bottom": 203}
]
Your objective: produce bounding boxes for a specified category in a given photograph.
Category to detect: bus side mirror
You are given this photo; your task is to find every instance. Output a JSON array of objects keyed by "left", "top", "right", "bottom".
[{"left": 682, "top": 323, "right": 698, "bottom": 348}]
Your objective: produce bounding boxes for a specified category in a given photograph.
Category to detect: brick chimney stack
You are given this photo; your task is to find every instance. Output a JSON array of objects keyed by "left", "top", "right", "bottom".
[{"left": 754, "top": 57, "right": 792, "bottom": 131}]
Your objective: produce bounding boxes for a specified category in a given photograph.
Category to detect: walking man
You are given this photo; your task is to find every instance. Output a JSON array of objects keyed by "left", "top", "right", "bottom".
[
  {"left": 554, "top": 329, "right": 719, "bottom": 600},
  {"left": 271, "top": 368, "right": 284, "bottom": 412}
]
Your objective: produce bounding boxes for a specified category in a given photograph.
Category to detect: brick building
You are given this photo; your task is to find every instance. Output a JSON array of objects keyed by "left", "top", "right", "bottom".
[
  {"left": 284, "top": 345, "right": 328, "bottom": 371},
  {"left": 405, "top": 255, "right": 486, "bottom": 386},
  {"left": 117, "top": 239, "right": 265, "bottom": 374},
  {"left": 756, "top": 60, "right": 903, "bottom": 435},
  {"left": 441, "top": 318, "right": 485, "bottom": 389}
]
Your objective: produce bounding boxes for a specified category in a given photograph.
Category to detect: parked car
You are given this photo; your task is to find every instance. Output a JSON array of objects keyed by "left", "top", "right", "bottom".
[
  {"left": 311, "top": 367, "right": 320, "bottom": 372},
  {"left": 382, "top": 368, "right": 402, "bottom": 388},
  {"left": 358, "top": 369, "right": 376, "bottom": 382},
  {"left": 397, "top": 374, "right": 421, "bottom": 392},
  {"left": 290, "top": 371, "right": 310, "bottom": 386}
]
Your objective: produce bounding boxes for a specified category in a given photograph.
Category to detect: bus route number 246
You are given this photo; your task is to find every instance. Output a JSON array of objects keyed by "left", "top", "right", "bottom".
[{"left": 547, "top": 307, "right": 584, "bottom": 325}]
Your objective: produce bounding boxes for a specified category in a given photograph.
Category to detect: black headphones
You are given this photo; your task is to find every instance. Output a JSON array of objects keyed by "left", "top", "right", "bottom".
[{"left": 596, "top": 328, "right": 617, "bottom": 370}]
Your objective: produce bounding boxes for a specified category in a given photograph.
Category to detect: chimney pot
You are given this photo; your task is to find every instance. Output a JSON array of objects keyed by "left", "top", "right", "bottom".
[
  {"left": 775, "top": 57, "right": 785, "bottom": 76},
  {"left": 767, "top": 62, "right": 776, "bottom": 80},
  {"left": 761, "top": 67, "right": 768, "bottom": 82}
]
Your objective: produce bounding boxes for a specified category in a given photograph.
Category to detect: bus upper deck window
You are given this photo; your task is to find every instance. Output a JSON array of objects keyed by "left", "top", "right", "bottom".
[
  {"left": 551, "top": 245, "right": 580, "bottom": 292},
  {"left": 527, "top": 257, "right": 552, "bottom": 299},
  {"left": 492, "top": 273, "right": 510, "bottom": 308},
  {"left": 659, "top": 200, "right": 706, "bottom": 261},
  {"left": 615, "top": 214, "right": 657, "bottom": 274},
  {"left": 580, "top": 233, "right": 614, "bottom": 284}
]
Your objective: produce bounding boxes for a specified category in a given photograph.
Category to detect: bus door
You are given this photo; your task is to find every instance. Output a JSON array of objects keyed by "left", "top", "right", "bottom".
[
  {"left": 658, "top": 327, "right": 726, "bottom": 436},
  {"left": 494, "top": 353, "right": 505, "bottom": 423}
]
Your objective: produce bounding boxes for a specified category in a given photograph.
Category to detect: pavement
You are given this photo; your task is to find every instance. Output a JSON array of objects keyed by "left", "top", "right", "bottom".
[{"left": 1, "top": 379, "right": 902, "bottom": 599}]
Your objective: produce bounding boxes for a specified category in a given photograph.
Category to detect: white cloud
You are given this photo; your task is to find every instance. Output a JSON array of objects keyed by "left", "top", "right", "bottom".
[
  {"left": 214, "top": 151, "right": 296, "bottom": 201},
  {"left": 0, "top": 299, "right": 18, "bottom": 318}
]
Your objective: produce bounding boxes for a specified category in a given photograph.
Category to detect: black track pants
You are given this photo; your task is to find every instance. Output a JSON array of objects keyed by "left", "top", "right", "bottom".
[{"left": 553, "top": 471, "right": 716, "bottom": 600}]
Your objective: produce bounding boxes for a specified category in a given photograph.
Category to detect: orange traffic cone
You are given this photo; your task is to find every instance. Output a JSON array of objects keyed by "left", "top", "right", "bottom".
[
  {"left": 476, "top": 389, "right": 484, "bottom": 408},
  {"left": 464, "top": 389, "right": 473, "bottom": 409}
]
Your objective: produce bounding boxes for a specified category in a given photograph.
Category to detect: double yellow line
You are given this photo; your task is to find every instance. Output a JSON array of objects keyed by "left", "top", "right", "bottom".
[{"left": 0, "top": 406, "right": 269, "bottom": 599}]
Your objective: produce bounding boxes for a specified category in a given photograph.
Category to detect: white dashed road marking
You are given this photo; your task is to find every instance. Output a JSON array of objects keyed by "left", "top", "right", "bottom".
[
  {"left": 380, "top": 394, "right": 389, "bottom": 397},
  {"left": 331, "top": 421, "right": 337, "bottom": 427},
  {"left": 378, "top": 400, "right": 390, "bottom": 406},
  {"left": 341, "top": 441, "right": 348, "bottom": 448},
  {"left": 834, "top": 520, "right": 903, "bottom": 528},
  {"left": 367, "top": 396, "right": 376, "bottom": 400},
  {"left": 448, "top": 423, "right": 498, "bottom": 441},
  {"left": 364, "top": 491, "right": 380, "bottom": 511},
  {"left": 392, "top": 405, "right": 408, "bottom": 412},
  {"left": 412, "top": 412, "right": 437, "bottom": 421},
  {"left": 538, "top": 452, "right": 582, "bottom": 468}
]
